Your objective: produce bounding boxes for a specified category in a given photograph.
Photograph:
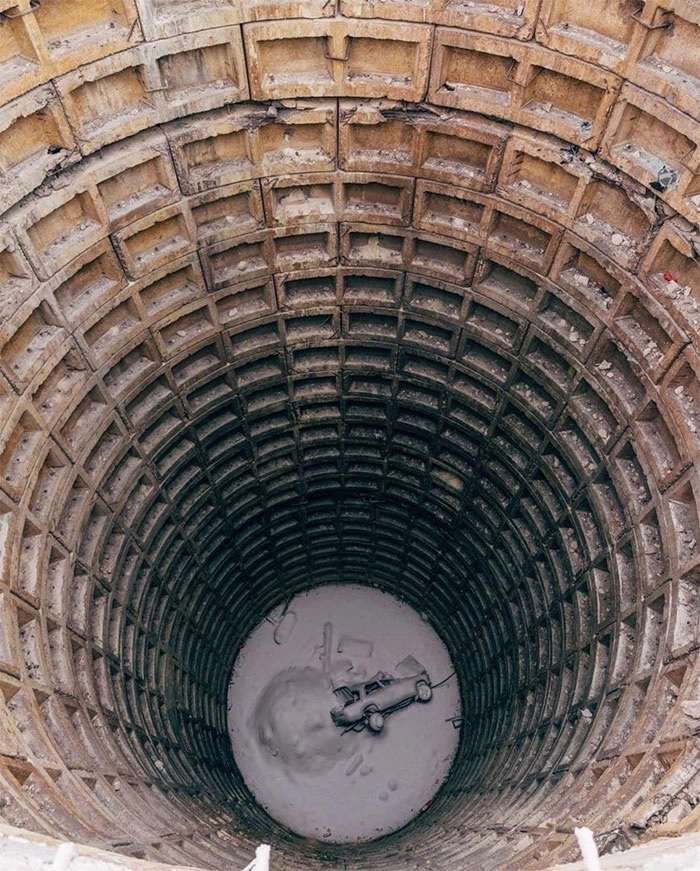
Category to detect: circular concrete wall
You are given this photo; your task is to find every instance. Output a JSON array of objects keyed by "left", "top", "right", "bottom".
[{"left": 0, "top": 0, "right": 699, "bottom": 868}]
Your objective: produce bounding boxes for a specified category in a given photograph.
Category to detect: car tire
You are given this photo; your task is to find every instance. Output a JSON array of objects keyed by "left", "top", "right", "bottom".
[
  {"left": 367, "top": 711, "right": 385, "bottom": 733},
  {"left": 415, "top": 681, "right": 432, "bottom": 702}
]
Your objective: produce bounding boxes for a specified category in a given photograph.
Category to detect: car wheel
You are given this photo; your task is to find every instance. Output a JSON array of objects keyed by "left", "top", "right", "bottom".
[
  {"left": 367, "top": 711, "right": 385, "bottom": 733},
  {"left": 415, "top": 681, "right": 432, "bottom": 702}
]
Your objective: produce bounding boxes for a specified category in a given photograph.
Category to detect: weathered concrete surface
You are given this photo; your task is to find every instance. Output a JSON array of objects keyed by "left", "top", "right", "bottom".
[
  {"left": 0, "top": 0, "right": 699, "bottom": 869},
  {"left": 548, "top": 832, "right": 700, "bottom": 870},
  {"left": 0, "top": 823, "right": 206, "bottom": 870}
]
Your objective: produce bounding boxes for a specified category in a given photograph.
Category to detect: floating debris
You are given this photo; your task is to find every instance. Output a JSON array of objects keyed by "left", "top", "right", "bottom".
[
  {"left": 273, "top": 610, "right": 298, "bottom": 645},
  {"left": 337, "top": 635, "right": 374, "bottom": 657}
]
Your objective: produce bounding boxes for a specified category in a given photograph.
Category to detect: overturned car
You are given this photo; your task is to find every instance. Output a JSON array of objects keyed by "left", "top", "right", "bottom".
[{"left": 330, "top": 665, "right": 432, "bottom": 733}]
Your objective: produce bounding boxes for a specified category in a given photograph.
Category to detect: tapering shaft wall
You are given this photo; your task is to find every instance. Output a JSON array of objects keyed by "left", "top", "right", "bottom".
[{"left": 0, "top": 0, "right": 699, "bottom": 868}]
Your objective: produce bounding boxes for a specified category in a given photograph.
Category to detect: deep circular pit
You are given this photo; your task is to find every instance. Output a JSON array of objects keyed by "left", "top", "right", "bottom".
[{"left": 0, "top": 1, "right": 699, "bottom": 869}]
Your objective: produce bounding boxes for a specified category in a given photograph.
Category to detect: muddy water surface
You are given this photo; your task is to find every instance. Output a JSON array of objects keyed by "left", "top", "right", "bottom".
[{"left": 227, "top": 584, "right": 462, "bottom": 843}]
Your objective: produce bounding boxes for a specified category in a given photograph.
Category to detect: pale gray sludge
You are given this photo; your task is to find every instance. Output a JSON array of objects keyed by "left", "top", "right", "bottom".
[{"left": 227, "top": 584, "right": 462, "bottom": 843}]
